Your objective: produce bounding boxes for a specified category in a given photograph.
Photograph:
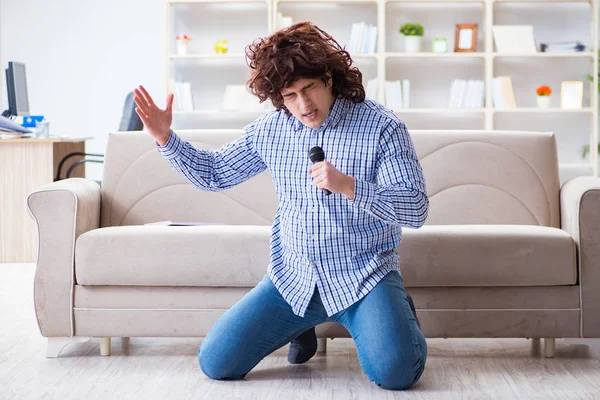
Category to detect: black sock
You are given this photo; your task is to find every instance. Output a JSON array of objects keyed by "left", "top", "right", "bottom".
[
  {"left": 406, "top": 293, "right": 421, "bottom": 329},
  {"left": 287, "top": 327, "right": 317, "bottom": 364}
]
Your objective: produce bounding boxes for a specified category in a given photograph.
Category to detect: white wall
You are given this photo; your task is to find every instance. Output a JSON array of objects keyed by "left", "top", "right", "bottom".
[{"left": 0, "top": 0, "right": 166, "bottom": 181}]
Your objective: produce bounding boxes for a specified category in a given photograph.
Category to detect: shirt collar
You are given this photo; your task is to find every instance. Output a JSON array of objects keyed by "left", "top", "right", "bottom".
[{"left": 293, "top": 97, "right": 349, "bottom": 133}]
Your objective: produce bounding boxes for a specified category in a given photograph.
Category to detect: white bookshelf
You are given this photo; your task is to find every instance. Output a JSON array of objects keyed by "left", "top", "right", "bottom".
[{"left": 166, "top": 0, "right": 599, "bottom": 180}]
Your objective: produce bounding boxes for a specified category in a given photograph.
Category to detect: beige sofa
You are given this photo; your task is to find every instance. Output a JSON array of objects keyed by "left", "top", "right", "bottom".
[{"left": 27, "top": 130, "right": 600, "bottom": 358}]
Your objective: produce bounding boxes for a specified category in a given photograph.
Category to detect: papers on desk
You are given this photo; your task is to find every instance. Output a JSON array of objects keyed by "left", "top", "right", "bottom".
[{"left": 0, "top": 115, "right": 33, "bottom": 138}]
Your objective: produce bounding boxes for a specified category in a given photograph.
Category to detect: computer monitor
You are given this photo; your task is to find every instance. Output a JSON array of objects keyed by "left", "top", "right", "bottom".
[{"left": 3, "top": 61, "right": 30, "bottom": 117}]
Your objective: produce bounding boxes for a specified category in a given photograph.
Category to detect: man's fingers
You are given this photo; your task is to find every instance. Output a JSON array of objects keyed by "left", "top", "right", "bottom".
[
  {"left": 309, "top": 162, "right": 323, "bottom": 173},
  {"left": 166, "top": 93, "right": 174, "bottom": 111},
  {"left": 135, "top": 107, "right": 148, "bottom": 124},
  {"left": 138, "top": 85, "right": 157, "bottom": 108},
  {"left": 133, "top": 93, "right": 149, "bottom": 114}
]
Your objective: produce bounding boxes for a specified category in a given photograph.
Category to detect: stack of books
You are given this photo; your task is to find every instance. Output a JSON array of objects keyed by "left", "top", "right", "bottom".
[
  {"left": 385, "top": 80, "right": 410, "bottom": 110},
  {"left": 448, "top": 79, "right": 485, "bottom": 109},
  {"left": 365, "top": 78, "right": 378, "bottom": 100},
  {"left": 540, "top": 41, "right": 586, "bottom": 53},
  {"left": 174, "top": 82, "right": 195, "bottom": 111},
  {"left": 347, "top": 22, "right": 378, "bottom": 55}
]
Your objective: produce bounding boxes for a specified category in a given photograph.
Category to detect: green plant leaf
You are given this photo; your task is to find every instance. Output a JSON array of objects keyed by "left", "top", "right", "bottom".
[
  {"left": 399, "top": 23, "right": 424, "bottom": 36},
  {"left": 581, "top": 144, "right": 600, "bottom": 159}
]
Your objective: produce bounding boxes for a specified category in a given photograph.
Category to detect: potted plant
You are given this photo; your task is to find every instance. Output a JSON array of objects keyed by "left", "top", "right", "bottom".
[
  {"left": 176, "top": 34, "right": 192, "bottom": 55},
  {"left": 583, "top": 58, "right": 600, "bottom": 159},
  {"left": 536, "top": 85, "right": 552, "bottom": 108},
  {"left": 399, "top": 23, "right": 424, "bottom": 53}
]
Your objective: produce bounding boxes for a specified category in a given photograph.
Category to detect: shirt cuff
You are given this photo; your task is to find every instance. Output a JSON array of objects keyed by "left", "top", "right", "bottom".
[
  {"left": 155, "top": 130, "right": 181, "bottom": 160},
  {"left": 350, "top": 179, "right": 376, "bottom": 212}
]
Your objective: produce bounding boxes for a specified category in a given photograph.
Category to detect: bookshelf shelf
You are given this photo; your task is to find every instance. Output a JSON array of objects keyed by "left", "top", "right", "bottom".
[
  {"left": 277, "top": 0, "right": 377, "bottom": 3},
  {"left": 493, "top": 107, "right": 594, "bottom": 113},
  {"left": 386, "top": 0, "right": 485, "bottom": 3},
  {"left": 169, "top": 54, "right": 247, "bottom": 59},
  {"left": 385, "top": 52, "right": 486, "bottom": 58},
  {"left": 169, "top": 0, "right": 268, "bottom": 3},
  {"left": 173, "top": 109, "right": 271, "bottom": 116},
  {"left": 493, "top": 52, "right": 595, "bottom": 58},
  {"left": 561, "top": 163, "right": 592, "bottom": 168},
  {"left": 395, "top": 108, "right": 486, "bottom": 113},
  {"left": 166, "top": 0, "right": 598, "bottom": 181},
  {"left": 494, "top": 0, "right": 591, "bottom": 3}
]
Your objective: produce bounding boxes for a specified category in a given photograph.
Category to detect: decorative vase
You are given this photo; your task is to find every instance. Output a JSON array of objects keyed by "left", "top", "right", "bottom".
[
  {"left": 536, "top": 95, "right": 551, "bottom": 108},
  {"left": 176, "top": 40, "right": 190, "bottom": 55},
  {"left": 432, "top": 37, "right": 447, "bottom": 53},
  {"left": 404, "top": 36, "right": 422, "bottom": 53}
]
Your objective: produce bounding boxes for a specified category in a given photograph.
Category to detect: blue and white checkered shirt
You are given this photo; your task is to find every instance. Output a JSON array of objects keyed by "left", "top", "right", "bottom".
[{"left": 157, "top": 98, "right": 428, "bottom": 317}]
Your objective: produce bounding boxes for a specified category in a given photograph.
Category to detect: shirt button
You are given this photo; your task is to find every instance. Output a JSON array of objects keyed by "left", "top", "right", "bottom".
[{"left": 312, "top": 234, "right": 318, "bottom": 240}]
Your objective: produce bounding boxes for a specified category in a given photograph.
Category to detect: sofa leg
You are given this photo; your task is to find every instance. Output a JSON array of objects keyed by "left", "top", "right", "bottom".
[
  {"left": 100, "top": 337, "right": 111, "bottom": 356},
  {"left": 544, "top": 338, "right": 555, "bottom": 358},
  {"left": 317, "top": 337, "right": 327, "bottom": 353},
  {"left": 46, "top": 337, "right": 90, "bottom": 358}
]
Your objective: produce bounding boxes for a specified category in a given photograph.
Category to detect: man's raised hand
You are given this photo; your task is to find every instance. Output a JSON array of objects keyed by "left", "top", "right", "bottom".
[{"left": 133, "top": 85, "right": 174, "bottom": 146}]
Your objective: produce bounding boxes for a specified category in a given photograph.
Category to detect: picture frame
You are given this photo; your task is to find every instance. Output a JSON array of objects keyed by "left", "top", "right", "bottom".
[
  {"left": 561, "top": 81, "right": 583, "bottom": 109},
  {"left": 455, "top": 24, "right": 478, "bottom": 52},
  {"left": 492, "top": 25, "right": 537, "bottom": 54}
]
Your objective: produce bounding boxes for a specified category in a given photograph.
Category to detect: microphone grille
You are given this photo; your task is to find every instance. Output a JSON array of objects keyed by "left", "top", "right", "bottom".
[{"left": 309, "top": 146, "right": 325, "bottom": 163}]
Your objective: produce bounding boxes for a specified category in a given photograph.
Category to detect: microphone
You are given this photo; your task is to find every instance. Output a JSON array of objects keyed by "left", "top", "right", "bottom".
[{"left": 309, "top": 146, "right": 332, "bottom": 196}]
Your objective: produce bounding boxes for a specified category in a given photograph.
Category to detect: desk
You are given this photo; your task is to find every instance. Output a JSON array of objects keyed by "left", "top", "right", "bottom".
[{"left": 0, "top": 137, "right": 93, "bottom": 262}]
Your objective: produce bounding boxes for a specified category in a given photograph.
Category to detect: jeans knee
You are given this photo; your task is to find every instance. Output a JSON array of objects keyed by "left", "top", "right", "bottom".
[
  {"left": 372, "top": 356, "right": 425, "bottom": 390},
  {"left": 198, "top": 342, "right": 244, "bottom": 380},
  {"left": 374, "top": 370, "right": 416, "bottom": 390}
]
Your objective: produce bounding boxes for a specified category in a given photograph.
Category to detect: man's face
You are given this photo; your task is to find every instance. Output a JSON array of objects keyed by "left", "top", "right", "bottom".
[{"left": 281, "top": 77, "right": 335, "bottom": 129}]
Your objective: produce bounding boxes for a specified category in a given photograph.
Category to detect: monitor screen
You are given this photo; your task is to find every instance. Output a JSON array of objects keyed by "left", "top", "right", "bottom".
[{"left": 6, "top": 62, "right": 30, "bottom": 117}]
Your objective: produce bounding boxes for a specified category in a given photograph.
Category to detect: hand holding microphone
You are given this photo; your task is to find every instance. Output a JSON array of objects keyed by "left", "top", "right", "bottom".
[
  {"left": 309, "top": 146, "right": 356, "bottom": 200},
  {"left": 309, "top": 146, "right": 332, "bottom": 195}
]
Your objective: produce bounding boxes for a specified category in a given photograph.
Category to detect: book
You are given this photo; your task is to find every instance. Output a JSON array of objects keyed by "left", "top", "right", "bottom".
[
  {"left": 365, "top": 78, "right": 378, "bottom": 100},
  {"left": 448, "top": 79, "right": 485, "bottom": 109},
  {"left": 401, "top": 79, "right": 410, "bottom": 109},
  {"left": 347, "top": 22, "right": 377, "bottom": 55},
  {"left": 540, "top": 41, "right": 585, "bottom": 53},
  {"left": 385, "top": 80, "right": 403, "bottom": 109},
  {"left": 492, "top": 76, "right": 517, "bottom": 109},
  {"left": 174, "top": 82, "right": 194, "bottom": 111}
]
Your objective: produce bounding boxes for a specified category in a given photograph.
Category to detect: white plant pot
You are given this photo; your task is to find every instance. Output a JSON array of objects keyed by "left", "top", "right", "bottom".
[
  {"left": 176, "top": 41, "right": 190, "bottom": 55},
  {"left": 536, "top": 96, "right": 551, "bottom": 108},
  {"left": 404, "top": 36, "right": 422, "bottom": 53}
]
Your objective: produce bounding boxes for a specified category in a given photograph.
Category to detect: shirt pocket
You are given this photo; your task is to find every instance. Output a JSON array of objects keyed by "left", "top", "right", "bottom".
[{"left": 329, "top": 151, "right": 376, "bottom": 183}]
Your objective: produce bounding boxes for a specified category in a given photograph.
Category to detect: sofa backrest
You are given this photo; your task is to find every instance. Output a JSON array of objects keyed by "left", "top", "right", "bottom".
[{"left": 101, "top": 130, "right": 560, "bottom": 228}]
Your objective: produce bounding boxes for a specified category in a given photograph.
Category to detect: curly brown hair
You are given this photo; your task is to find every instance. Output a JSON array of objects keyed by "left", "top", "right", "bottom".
[{"left": 245, "top": 21, "right": 365, "bottom": 112}]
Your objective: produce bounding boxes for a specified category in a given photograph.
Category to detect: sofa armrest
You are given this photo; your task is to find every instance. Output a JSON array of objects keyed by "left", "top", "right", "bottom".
[
  {"left": 26, "top": 178, "right": 101, "bottom": 337},
  {"left": 560, "top": 176, "right": 600, "bottom": 338}
]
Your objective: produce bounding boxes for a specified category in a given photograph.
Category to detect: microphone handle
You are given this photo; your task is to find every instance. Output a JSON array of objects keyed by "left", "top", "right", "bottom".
[{"left": 324, "top": 188, "right": 332, "bottom": 196}]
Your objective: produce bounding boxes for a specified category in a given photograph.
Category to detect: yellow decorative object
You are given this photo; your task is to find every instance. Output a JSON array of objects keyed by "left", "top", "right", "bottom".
[{"left": 214, "top": 40, "right": 229, "bottom": 54}]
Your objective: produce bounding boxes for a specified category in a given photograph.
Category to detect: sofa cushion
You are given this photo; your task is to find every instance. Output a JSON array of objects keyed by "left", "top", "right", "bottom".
[
  {"left": 400, "top": 225, "right": 576, "bottom": 287},
  {"left": 75, "top": 224, "right": 576, "bottom": 288},
  {"left": 75, "top": 225, "right": 272, "bottom": 287}
]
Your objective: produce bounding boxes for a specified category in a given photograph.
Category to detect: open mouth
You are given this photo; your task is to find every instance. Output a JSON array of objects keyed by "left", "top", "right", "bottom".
[{"left": 304, "top": 109, "right": 317, "bottom": 119}]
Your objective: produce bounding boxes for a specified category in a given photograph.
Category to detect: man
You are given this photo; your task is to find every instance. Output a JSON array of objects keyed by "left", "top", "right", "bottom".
[{"left": 133, "top": 21, "right": 429, "bottom": 390}]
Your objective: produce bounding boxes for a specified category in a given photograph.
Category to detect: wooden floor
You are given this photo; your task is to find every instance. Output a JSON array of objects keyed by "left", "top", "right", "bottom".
[{"left": 2, "top": 264, "right": 600, "bottom": 399}]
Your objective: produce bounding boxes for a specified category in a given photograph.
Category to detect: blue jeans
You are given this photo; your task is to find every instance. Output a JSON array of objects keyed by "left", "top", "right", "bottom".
[{"left": 198, "top": 270, "right": 427, "bottom": 390}]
